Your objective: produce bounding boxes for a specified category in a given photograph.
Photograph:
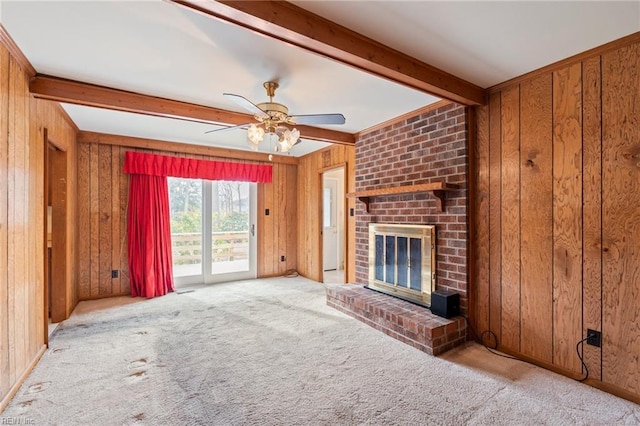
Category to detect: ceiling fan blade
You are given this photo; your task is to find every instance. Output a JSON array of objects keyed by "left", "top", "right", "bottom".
[
  {"left": 223, "top": 93, "right": 268, "bottom": 119},
  {"left": 204, "top": 123, "right": 251, "bottom": 134},
  {"left": 290, "top": 113, "right": 346, "bottom": 125}
]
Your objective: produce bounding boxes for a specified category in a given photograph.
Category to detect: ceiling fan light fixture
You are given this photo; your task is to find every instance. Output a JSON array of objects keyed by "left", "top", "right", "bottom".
[
  {"left": 215, "top": 81, "right": 345, "bottom": 155},
  {"left": 275, "top": 127, "right": 300, "bottom": 153},
  {"left": 247, "top": 123, "right": 265, "bottom": 145}
]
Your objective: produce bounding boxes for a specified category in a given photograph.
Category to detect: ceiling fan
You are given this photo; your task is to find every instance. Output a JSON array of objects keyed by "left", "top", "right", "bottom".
[{"left": 207, "top": 81, "right": 346, "bottom": 153}]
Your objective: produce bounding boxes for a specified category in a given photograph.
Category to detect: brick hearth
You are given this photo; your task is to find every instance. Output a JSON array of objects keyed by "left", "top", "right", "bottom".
[{"left": 327, "top": 284, "right": 466, "bottom": 356}]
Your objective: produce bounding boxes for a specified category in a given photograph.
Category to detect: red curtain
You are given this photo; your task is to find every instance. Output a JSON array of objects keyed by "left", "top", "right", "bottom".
[
  {"left": 124, "top": 151, "right": 272, "bottom": 298},
  {"left": 127, "top": 174, "right": 174, "bottom": 298}
]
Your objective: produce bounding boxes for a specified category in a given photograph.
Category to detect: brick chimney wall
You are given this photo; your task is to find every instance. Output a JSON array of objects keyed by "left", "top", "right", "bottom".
[{"left": 354, "top": 102, "right": 469, "bottom": 314}]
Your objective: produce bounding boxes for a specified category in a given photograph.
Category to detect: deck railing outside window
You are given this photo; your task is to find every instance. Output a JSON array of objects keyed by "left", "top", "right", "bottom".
[{"left": 171, "top": 231, "right": 249, "bottom": 264}]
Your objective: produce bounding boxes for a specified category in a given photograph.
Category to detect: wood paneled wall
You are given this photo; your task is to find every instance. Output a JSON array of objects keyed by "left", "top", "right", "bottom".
[
  {"left": 257, "top": 162, "right": 298, "bottom": 277},
  {"left": 76, "top": 142, "right": 298, "bottom": 298},
  {"left": 32, "top": 98, "right": 78, "bottom": 319},
  {"left": 1, "top": 37, "right": 77, "bottom": 411},
  {"left": 77, "top": 143, "right": 130, "bottom": 299},
  {"left": 474, "top": 37, "right": 640, "bottom": 397},
  {"left": 296, "top": 145, "right": 356, "bottom": 283},
  {"left": 0, "top": 38, "right": 37, "bottom": 410},
  {"left": 601, "top": 42, "right": 640, "bottom": 394}
]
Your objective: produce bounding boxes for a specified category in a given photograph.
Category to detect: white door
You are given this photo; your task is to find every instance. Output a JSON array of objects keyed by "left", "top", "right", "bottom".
[
  {"left": 323, "top": 178, "right": 338, "bottom": 271},
  {"left": 168, "top": 178, "right": 257, "bottom": 287}
]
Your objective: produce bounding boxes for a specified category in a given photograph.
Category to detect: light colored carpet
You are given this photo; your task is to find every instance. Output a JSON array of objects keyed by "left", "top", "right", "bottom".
[{"left": 3, "top": 277, "right": 639, "bottom": 425}]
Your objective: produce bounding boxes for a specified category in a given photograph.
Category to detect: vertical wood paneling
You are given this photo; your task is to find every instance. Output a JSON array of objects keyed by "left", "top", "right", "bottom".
[
  {"left": 285, "top": 164, "right": 298, "bottom": 272},
  {"left": 278, "top": 165, "right": 287, "bottom": 271},
  {"left": 30, "top": 99, "right": 43, "bottom": 354},
  {"left": 27, "top": 98, "right": 37, "bottom": 357},
  {"left": 474, "top": 103, "right": 490, "bottom": 335},
  {"left": 89, "top": 143, "right": 99, "bottom": 296},
  {"left": 296, "top": 153, "right": 318, "bottom": 280},
  {"left": 475, "top": 37, "right": 640, "bottom": 399},
  {"left": 296, "top": 145, "right": 354, "bottom": 282},
  {"left": 15, "top": 62, "right": 28, "bottom": 380},
  {"left": 0, "top": 41, "right": 69, "bottom": 410},
  {"left": 67, "top": 113, "right": 78, "bottom": 312},
  {"left": 602, "top": 43, "right": 640, "bottom": 394},
  {"left": 32, "top": 105, "right": 44, "bottom": 347},
  {"left": 21, "top": 63, "right": 31, "bottom": 365},
  {"left": 98, "top": 145, "right": 112, "bottom": 295},
  {"left": 78, "top": 143, "right": 90, "bottom": 298},
  {"left": 259, "top": 164, "right": 275, "bottom": 276},
  {"left": 582, "top": 56, "right": 602, "bottom": 380},
  {"left": 255, "top": 162, "right": 297, "bottom": 277},
  {"left": 111, "top": 145, "right": 120, "bottom": 291},
  {"left": 473, "top": 38, "right": 640, "bottom": 399},
  {"left": 552, "top": 63, "right": 583, "bottom": 372},
  {"left": 500, "top": 85, "right": 521, "bottom": 351},
  {"left": 119, "top": 147, "right": 130, "bottom": 294},
  {"left": 0, "top": 44, "right": 9, "bottom": 401},
  {"left": 272, "top": 163, "right": 281, "bottom": 274},
  {"left": 7, "top": 58, "right": 20, "bottom": 385},
  {"left": 256, "top": 179, "right": 265, "bottom": 276},
  {"left": 519, "top": 74, "right": 553, "bottom": 362},
  {"left": 266, "top": 165, "right": 275, "bottom": 276},
  {"left": 488, "top": 92, "right": 502, "bottom": 345}
]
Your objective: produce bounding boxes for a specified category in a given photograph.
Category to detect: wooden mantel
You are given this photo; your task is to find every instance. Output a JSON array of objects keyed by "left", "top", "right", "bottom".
[{"left": 346, "top": 182, "right": 462, "bottom": 213}]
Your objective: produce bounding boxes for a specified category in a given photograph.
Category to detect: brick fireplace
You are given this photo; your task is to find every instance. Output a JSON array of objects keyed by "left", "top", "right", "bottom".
[{"left": 327, "top": 101, "right": 469, "bottom": 355}]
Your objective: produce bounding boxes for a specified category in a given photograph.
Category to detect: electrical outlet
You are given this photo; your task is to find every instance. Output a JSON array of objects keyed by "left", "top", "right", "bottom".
[
  {"left": 112, "top": 270, "right": 119, "bottom": 278},
  {"left": 587, "top": 329, "right": 601, "bottom": 347},
  {"left": 280, "top": 255, "right": 286, "bottom": 262}
]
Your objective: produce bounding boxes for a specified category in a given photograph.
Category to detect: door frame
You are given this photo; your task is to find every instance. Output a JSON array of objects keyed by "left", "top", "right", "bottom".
[
  {"left": 44, "top": 130, "right": 69, "bottom": 342},
  {"left": 319, "top": 164, "right": 347, "bottom": 283}
]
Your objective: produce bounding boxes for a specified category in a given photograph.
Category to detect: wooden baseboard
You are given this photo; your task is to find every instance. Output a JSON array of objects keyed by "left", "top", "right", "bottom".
[
  {"left": 490, "top": 344, "right": 640, "bottom": 405},
  {"left": 78, "top": 292, "right": 131, "bottom": 302},
  {"left": 0, "top": 345, "right": 47, "bottom": 413},
  {"left": 494, "top": 345, "right": 584, "bottom": 380},
  {"left": 585, "top": 379, "right": 640, "bottom": 405}
]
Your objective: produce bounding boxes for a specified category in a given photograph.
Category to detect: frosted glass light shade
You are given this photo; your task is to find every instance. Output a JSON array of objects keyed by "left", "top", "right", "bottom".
[{"left": 247, "top": 123, "right": 265, "bottom": 145}]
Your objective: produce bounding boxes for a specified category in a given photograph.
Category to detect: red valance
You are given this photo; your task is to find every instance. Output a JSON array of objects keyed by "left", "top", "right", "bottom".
[{"left": 123, "top": 151, "right": 272, "bottom": 183}]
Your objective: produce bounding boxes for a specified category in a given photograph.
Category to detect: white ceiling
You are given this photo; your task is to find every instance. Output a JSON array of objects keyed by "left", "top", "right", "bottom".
[
  {"left": 293, "top": 1, "right": 640, "bottom": 88},
  {"left": 1, "top": 1, "right": 639, "bottom": 157}
]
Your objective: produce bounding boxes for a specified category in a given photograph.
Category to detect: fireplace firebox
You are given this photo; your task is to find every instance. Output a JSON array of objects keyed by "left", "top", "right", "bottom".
[{"left": 367, "top": 223, "right": 436, "bottom": 308}]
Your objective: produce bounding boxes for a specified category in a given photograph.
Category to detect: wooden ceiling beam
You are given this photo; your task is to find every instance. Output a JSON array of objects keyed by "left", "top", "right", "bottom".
[
  {"left": 171, "top": 0, "right": 486, "bottom": 106},
  {"left": 30, "top": 75, "right": 355, "bottom": 145}
]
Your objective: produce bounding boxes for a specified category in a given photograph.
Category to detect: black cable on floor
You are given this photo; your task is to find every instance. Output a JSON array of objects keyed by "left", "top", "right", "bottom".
[
  {"left": 465, "top": 316, "right": 592, "bottom": 383},
  {"left": 463, "top": 316, "right": 519, "bottom": 360},
  {"left": 576, "top": 337, "right": 589, "bottom": 382}
]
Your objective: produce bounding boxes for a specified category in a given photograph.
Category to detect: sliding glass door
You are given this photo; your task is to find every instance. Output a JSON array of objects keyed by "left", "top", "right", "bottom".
[{"left": 169, "top": 178, "right": 256, "bottom": 286}]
